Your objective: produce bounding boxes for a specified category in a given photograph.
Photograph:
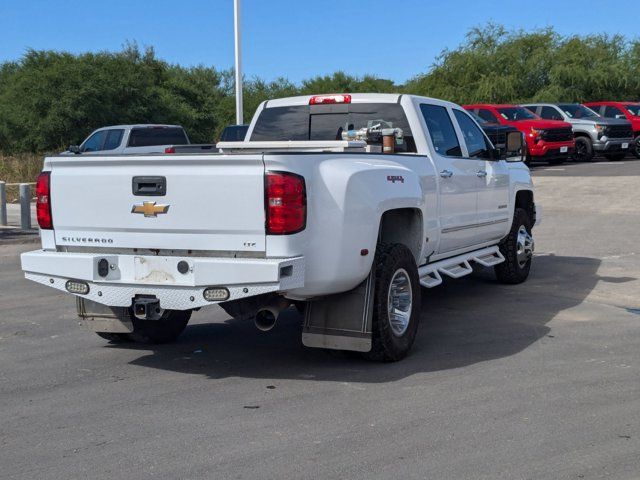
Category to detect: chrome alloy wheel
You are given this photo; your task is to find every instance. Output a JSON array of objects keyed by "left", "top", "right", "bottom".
[
  {"left": 516, "top": 225, "right": 534, "bottom": 268},
  {"left": 387, "top": 268, "right": 413, "bottom": 337}
]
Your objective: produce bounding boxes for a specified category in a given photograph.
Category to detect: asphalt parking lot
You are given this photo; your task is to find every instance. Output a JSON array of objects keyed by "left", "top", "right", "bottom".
[{"left": 1, "top": 159, "right": 639, "bottom": 479}]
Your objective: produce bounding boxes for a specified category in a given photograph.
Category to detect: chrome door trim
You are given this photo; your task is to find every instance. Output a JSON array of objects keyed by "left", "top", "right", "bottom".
[{"left": 441, "top": 217, "right": 509, "bottom": 234}]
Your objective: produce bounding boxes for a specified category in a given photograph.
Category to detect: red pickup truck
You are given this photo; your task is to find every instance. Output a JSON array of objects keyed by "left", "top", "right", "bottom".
[
  {"left": 583, "top": 101, "right": 640, "bottom": 158},
  {"left": 464, "top": 104, "right": 575, "bottom": 164}
]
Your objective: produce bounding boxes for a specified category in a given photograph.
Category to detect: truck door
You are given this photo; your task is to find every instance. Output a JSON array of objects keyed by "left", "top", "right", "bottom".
[
  {"left": 419, "top": 104, "right": 482, "bottom": 253},
  {"left": 453, "top": 109, "right": 511, "bottom": 244}
]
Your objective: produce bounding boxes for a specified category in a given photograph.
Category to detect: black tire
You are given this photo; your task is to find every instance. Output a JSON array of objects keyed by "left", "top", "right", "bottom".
[
  {"left": 603, "top": 152, "right": 626, "bottom": 161},
  {"left": 96, "top": 332, "right": 130, "bottom": 343},
  {"left": 364, "top": 243, "right": 421, "bottom": 362},
  {"left": 634, "top": 136, "right": 640, "bottom": 159},
  {"left": 494, "top": 208, "right": 533, "bottom": 284},
  {"left": 573, "top": 137, "right": 594, "bottom": 162},
  {"left": 127, "top": 310, "right": 191, "bottom": 344}
]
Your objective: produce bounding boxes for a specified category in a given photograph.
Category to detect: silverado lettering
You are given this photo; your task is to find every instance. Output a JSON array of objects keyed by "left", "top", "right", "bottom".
[{"left": 61, "top": 237, "right": 114, "bottom": 244}]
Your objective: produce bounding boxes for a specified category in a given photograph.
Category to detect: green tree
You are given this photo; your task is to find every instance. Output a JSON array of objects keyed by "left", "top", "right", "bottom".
[
  {"left": 2, "top": 26, "right": 639, "bottom": 154},
  {"left": 404, "top": 24, "right": 640, "bottom": 104}
]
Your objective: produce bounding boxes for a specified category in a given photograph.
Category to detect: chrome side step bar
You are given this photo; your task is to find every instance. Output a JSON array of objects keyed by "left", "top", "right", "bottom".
[{"left": 418, "top": 246, "right": 504, "bottom": 288}]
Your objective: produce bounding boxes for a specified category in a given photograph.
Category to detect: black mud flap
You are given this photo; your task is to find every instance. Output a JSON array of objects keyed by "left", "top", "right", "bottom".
[
  {"left": 302, "top": 272, "right": 374, "bottom": 353},
  {"left": 76, "top": 298, "right": 134, "bottom": 333}
]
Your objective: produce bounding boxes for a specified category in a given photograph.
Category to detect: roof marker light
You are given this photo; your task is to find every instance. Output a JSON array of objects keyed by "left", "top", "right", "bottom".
[{"left": 309, "top": 94, "right": 351, "bottom": 105}]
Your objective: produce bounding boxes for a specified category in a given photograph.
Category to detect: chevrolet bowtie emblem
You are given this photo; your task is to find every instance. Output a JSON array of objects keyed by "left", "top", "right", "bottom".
[{"left": 131, "top": 201, "right": 170, "bottom": 218}]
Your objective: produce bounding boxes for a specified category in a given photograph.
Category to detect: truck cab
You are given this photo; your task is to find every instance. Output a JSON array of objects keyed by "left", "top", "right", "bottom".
[
  {"left": 583, "top": 101, "right": 640, "bottom": 159},
  {"left": 464, "top": 104, "right": 575, "bottom": 164},
  {"left": 522, "top": 103, "right": 633, "bottom": 162}
]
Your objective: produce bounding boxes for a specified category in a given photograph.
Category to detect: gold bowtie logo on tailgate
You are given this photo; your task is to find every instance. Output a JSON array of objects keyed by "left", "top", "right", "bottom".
[{"left": 131, "top": 201, "right": 170, "bottom": 218}]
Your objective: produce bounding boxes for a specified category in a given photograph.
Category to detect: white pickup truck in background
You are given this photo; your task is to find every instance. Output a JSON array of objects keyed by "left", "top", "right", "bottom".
[
  {"left": 64, "top": 124, "right": 190, "bottom": 155},
  {"left": 22, "top": 93, "right": 537, "bottom": 361}
]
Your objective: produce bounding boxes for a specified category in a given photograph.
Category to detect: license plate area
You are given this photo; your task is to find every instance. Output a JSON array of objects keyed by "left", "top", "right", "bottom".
[
  {"left": 560, "top": 146, "right": 568, "bottom": 153},
  {"left": 622, "top": 142, "right": 629, "bottom": 149},
  {"left": 133, "top": 256, "right": 192, "bottom": 285}
]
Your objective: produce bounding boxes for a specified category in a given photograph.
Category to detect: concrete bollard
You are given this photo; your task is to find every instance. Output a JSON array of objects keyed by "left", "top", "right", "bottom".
[
  {"left": 19, "top": 183, "right": 31, "bottom": 230},
  {"left": 0, "top": 181, "right": 6, "bottom": 226}
]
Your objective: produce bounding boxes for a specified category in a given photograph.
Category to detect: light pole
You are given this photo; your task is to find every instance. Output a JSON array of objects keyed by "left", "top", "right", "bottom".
[{"left": 234, "top": 0, "right": 243, "bottom": 125}]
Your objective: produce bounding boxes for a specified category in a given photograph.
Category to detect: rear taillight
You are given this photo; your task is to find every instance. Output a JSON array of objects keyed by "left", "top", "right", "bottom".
[
  {"left": 265, "top": 172, "right": 306, "bottom": 235},
  {"left": 309, "top": 94, "right": 351, "bottom": 105},
  {"left": 164, "top": 147, "right": 175, "bottom": 153},
  {"left": 36, "top": 171, "right": 52, "bottom": 229}
]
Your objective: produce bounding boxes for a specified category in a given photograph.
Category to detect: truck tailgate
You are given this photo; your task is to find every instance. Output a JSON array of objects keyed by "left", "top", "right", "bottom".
[{"left": 48, "top": 154, "right": 266, "bottom": 252}]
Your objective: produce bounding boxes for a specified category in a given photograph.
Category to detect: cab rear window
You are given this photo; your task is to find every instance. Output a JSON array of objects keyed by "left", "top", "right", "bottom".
[
  {"left": 128, "top": 127, "right": 188, "bottom": 147},
  {"left": 250, "top": 103, "right": 416, "bottom": 152}
]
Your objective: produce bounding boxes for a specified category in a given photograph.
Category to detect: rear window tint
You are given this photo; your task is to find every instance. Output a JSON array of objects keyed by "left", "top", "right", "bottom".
[
  {"left": 250, "top": 103, "right": 416, "bottom": 152},
  {"left": 251, "top": 106, "right": 309, "bottom": 141},
  {"left": 128, "top": 127, "right": 188, "bottom": 147}
]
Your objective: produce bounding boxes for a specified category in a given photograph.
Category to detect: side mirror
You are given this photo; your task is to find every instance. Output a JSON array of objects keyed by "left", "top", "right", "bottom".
[
  {"left": 505, "top": 131, "right": 526, "bottom": 162},
  {"left": 68, "top": 145, "right": 80, "bottom": 154}
]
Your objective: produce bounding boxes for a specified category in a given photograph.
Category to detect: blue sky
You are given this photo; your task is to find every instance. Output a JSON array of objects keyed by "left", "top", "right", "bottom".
[{"left": 1, "top": 0, "right": 637, "bottom": 84}]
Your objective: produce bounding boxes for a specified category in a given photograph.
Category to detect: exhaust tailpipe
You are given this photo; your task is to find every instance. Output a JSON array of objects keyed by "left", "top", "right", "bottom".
[
  {"left": 254, "top": 298, "right": 290, "bottom": 332},
  {"left": 255, "top": 308, "right": 278, "bottom": 331}
]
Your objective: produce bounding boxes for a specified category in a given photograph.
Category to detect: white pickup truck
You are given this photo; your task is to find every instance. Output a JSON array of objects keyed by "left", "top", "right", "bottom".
[
  {"left": 64, "top": 124, "right": 190, "bottom": 155},
  {"left": 21, "top": 93, "right": 537, "bottom": 361}
]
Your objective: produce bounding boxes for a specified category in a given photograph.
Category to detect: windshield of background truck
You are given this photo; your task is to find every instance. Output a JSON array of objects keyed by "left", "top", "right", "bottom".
[
  {"left": 469, "top": 112, "right": 489, "bottom": 125},
  {"left": 559, "top": 104, "right": 599, "bottom": 119},
  {"left": 497, "top": 107, "right": 538, "bottom": 121},
  {"left": 624, "top": 104, "right": 640, "bottom": 116},
  {"left": 250, "top": 103, "right": 416, "bottom": 152}
]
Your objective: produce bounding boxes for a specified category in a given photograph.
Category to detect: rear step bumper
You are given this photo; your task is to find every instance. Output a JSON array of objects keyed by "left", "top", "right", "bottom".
[{"left": 21, "top": 250, "right": 304, "bottom": 310}]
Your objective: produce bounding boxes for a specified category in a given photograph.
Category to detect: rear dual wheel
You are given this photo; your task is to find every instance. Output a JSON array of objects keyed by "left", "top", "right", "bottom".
[{"left": 365, "top": 243, "right": 421, "bottom": 362}]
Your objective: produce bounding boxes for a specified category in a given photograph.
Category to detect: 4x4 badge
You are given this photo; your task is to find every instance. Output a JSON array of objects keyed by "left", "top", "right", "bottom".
[{"left": 131, "top": 201, "right": 170, "bottom": 218}]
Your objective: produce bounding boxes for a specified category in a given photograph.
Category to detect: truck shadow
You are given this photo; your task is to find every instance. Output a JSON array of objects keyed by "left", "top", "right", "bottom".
[{"left": 121, "top": 254, "right": 631, "bottom": 383}]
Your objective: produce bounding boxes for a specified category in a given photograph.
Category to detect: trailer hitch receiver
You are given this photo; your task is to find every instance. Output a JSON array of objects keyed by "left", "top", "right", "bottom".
[{"left": 132, "top": 296, "right": 163, "bottom": 320}]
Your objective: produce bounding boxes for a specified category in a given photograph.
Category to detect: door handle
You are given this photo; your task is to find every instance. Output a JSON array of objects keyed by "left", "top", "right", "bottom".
[
  {"left": 132, "top": 176, "right": 166, "bottom": 196},
  {"left": 476, "top": 170, "right": 487, "bottom": 178},
  {"left": 439, "top": 170, "right": 453, "bottom": 178}
]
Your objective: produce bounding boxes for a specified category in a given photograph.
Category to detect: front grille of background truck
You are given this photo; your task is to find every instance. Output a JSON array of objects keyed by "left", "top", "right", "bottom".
[
  {"left": 541, "top": 128, "right": 573, "bottom": 142},
  {"left": 605, "top": 125, "right": 633, "bottom": 139}
]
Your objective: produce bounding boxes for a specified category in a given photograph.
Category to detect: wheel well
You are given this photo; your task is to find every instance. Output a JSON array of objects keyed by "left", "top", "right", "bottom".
[
  {"left": 378, "top": 208, "right": 423, "bottom": 263},
  {"left": 515, "top": 190, "right": 535, "bottom": 225},
  {"left": 574, "top": 132, "right": 591, "bottom": 140}
]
